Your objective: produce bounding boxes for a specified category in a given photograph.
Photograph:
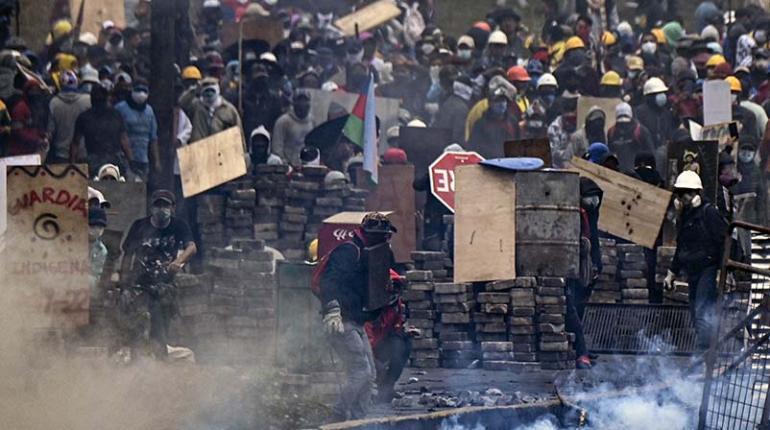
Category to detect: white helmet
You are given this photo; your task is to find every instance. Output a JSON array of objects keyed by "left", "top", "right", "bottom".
[
  {"left": 673, "top": 171, "right": 703, "bottom": 190},
  {"left": 407, "top": 119, "right": 427, "bottom": 128},
  {"left": 488, "top": 30, "right": 508, "bottom": 46},
  {"left": 643, "top": 77, "right": 668, "bottom": 95},
  {"left": 537, "top": 73, "right": 558, "bottom": 89},
  {"left": 324, "top": 170, "right": 348, "bottom": 188}
]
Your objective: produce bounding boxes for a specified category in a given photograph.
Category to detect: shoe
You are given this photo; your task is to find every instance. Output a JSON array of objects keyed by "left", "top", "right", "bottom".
[{"left": 576, "top": 355, "right": 592, "bottom": 369}]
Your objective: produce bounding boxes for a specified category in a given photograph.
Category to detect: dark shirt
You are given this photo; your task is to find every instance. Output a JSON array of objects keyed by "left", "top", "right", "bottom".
[
  {"left": 122, "top": 216, "right": 193, "bottom": 285},
  {"left": 671, "top": 203, "right": 728, "bottom": 275},
  {"left": 75, "top": 107, "right": 126, "bottom": 157}
]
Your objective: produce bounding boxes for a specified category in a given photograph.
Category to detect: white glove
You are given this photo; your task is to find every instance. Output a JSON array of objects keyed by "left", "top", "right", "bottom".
[
  {"left": 663, "top": 270, "right": 676, "bottom": 292},
  {"left": 323, "top": 305, "right": 344, "bottom": 335}
]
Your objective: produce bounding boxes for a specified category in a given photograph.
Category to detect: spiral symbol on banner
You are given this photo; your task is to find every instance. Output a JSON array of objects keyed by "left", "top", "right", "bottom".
[{"left": 33, "top": 213, "right": 60, "bottom": 241}]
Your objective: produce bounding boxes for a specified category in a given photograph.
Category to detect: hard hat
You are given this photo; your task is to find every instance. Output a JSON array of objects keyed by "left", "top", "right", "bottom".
[
  {"left": 643, "top": 77, "right": 668, "bottom": 95},
  {"left": 260, "top": 52, "right": 278, "bottom": 63},
  {"left": 673, "top": 170, "right": 703, "bottom": 190},
  {"left": 564, "top": 36, "right": 586, "bottom": 51},
  {"left": 601, "top": 31, "right": 617, "bottom": 46},
  {"left": 51, "top": 19, "right": 73, "bottom": 40},
  {"left": 537, "top": 73, "right": 558, "bottom": 88},
  {"left": 324, "top": 170, "right": 347, "bottom": 188},
  {"left": 506, "top": 66, "right": 531, "bottom": 82},
  {"left": 78, "top": 32, "right": 97, "bottom": 46},
  {"left": 626, "top": 55, "right": 644, "bottom": 71},
  {"left": 651, "top": 28, "right": 666, "bottom": 44},
  {"left": 386, "top": 125, "right": 400, "bottom": 140},
  {"left": 407, "top": 119, "right": 427, "bottom": 128},
  {"left": 488, "top": 30, "right": 508, "bottom": 45},
  {"left": 473, "top": 21, "right": 492, "bottom": 32},
  {"left": 181, "top": 66, "right": 202, "bottom": 80},
  {"left": 706, "top": 54, "right": 727, "bottom": 68},
  {"left": 725, "top": 76, "right": 742, "bottom": 93},
  {"left": 307, "top": 239, "right": 318, "bottom": 262},
  {"left": 600, "top": 71, "right": 622, "bottom": 86},
  {"left": 361, "top": 212, "right": 397, "bottom": 234}
]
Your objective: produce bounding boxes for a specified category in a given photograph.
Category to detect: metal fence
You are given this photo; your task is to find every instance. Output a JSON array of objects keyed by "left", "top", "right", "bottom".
[{"left": 699, "top": 222, "right": 770, "bottom": 430}]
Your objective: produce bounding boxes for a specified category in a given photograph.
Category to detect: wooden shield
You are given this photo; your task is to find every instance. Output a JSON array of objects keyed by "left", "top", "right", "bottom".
[
  {"left": 366, "top": 242, "right": 392, "bottom": 311},
  {"left": 504, "top": 138, "right": 552, "bottom": 166},
  {"left": 177, "top": 127, "right": 247, "bottom": 197}
]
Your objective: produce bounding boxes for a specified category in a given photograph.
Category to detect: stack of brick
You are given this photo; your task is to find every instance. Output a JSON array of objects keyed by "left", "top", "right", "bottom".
[
  {"left": 412, "top": 251, "right": 450, "bottom": 281},
  {"left": 435, "top": 282, "right": 477, "bottom": 368},
  {"left": 590, "top": 238, "right": 620, "bottom": 304},
  {"left": 507, "top": 277, "right": 539, "bottom": 369},
  {"left": 282, "top": 172, "right": 324, "bottom": 254},
  {"left": 342, "top": 188, "right": 368, "bottom": 212},
  {"left": 617, "top": 244, "right": 649, "bottom": 304},
  {"left": 404, "top": 270, "right": 439, "bottom": 368},
  {"left": 474, "top": 287, "right": 510, "bottom": 343},
  {"left": 480, "top": 341, "right": 514, "bottom": 370},
  {"left": 536, "top": 277, "right": 575, "bottom": 370},
  {"left": 657, "top": 246, "right": 687, "bottom": 304},
  {"left": 254, "top": 165, "right": 289, "bottom": 242},
  {"left": 179, "top": 239, "right": 276, "bottom": 364},
  {"left": 224, "top": 181, "right": 256, "bottom": 242},
  {"left": 197, "top": 195, "right": 226, "bottom": 249},
  {"left": 308, "top": 169, "right": 344, "bottom": 243}
]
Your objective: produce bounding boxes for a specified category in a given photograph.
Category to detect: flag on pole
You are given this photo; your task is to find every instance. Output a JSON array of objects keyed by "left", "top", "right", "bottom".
[{"left": 342, "top": 73, "right": 378, "bottom": 183}]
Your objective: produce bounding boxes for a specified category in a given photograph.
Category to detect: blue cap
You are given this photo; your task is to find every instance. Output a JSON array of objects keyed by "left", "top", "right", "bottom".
[
  {"left": 587, "top": 143, "right": 610, "bottom": 164},
  {"left": 480, "top": 157, "right": 545, "bottom": 171}
]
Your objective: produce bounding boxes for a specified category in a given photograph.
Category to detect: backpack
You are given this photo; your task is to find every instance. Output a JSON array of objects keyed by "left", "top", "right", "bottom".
[{"left": 310, "top": 242, "right": 361, "bottom": 299}]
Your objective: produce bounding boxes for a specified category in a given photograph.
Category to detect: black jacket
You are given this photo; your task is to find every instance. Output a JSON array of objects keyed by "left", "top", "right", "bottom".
[
  {"left": 319, "top": 234, "right": 394, "bottom": 324},
  {"left": 671, "top": 202, "right": 728, "bottom": 275}
]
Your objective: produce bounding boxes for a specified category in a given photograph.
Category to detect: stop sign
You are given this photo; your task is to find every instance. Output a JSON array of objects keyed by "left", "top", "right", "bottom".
[{"left": 429, "top": 151, "right": 485, "bottom": 212}]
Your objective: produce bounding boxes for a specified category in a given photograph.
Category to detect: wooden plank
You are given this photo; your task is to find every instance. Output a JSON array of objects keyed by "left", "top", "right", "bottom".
[
  {"left": 71, "top": 0, "right": 126, "bottom": 38},
  {"left": 89, "top": 181, "right": 146, "bottom": 233},
  {"left": 177, "top": 127, "right": 247, "bottom": 197},
  {"left": 334, "top": 0, "right": 402, "bottom": 36},
  {"left": 504, "top": 138, "right": 552, "bottom": 166},
  {"left": 577, "top": 96, "right": 622, "bottom": 133},
  {"left": 454, "top": 165, "right": 516, "bottom": 283},
  {"left": 569, "top": 156, "right": 672, "bottom": 249},
  {"left": 5, "top": 164, "right": 90, "bottom": 327},
  {"left": 220, "top": 16, "right": 284, "bottom": 49},
  {"left": 360, "top": 164, "right": 417, "bottom": 263},
  {"left": 366, "top": 242, "right": 392, "bottom": 310}
]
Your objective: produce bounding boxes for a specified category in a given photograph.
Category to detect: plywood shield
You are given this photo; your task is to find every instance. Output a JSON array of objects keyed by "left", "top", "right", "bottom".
[
  {"left": 666, "top": 140, "right": 719, "bottom": 204},
  {"left": 366, "top": 242, "right": 392, "bottom": 311},
  {"left": 71, "top": 0, "right": 126, "bottom": 39},
  {"left": 454, "top": 165, "right": 516, "bottom": 283},
  {"left": 359, "top": 164, "right": 417, "bottom": 263},
  {"left": 220, "top": 16, "right": 284, "bottom": 49},
  {"left": 335, "top": 0, "right": 402, "bottom": 36},
  {"left": 5, "top": 164, "right": 90, "bottom": 327},
  {"left": 178, "top": 127, "right": 247, "bottom": 197},
  {"left": 569, "top": 157, "right": 673, "bottom": 249}
]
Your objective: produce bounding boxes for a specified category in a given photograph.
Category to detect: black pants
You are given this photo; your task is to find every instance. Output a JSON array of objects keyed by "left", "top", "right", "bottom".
[
  {"left": 566, "top": 280, "right": 588, "bottom": 357},
  {"left": 373, "top": 333, "right": 412, "bottom": 398}
]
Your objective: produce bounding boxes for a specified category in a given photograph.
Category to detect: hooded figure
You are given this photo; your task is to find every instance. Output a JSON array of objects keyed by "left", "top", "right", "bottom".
[
  {"left": 571, "top": 105, "right": 606, "bottom": 160},
  {"left": 607, "top": 102, "right": 657, "bottom": 172},
  {"left": 272, "top": 91, "right": 316, "bottom": 166},
  {"left": 434, "top": 76, "right": 473, "bottom": 144},
  {"left": 734, "top": 137, "right": 767, "bottom": 225},
  {"left": 47, "top": 70, "right": 91, "bottom": 162},
  {"left": 249, "top": 125, "right": 283, "bottom": 166}
]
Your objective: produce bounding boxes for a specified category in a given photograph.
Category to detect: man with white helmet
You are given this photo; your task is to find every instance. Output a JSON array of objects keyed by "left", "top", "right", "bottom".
[
  {"left": 634, "top": 77, "right": 677, "bottom": 150},
  {"left": 664, "top": 171, "right": 728, "bottom": 350}
]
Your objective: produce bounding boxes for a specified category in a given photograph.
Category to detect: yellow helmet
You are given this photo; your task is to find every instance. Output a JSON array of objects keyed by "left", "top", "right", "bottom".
[
  {"left": 626, "top": 55, "right": 644, "bottom": 71},
  {"left": 181, "top": 66, "right": 202, "bottom": 80},
  {"left": 651, "top": 28, "right": 666, "bottom": 44},
  {"left": 725, "top": 76, "right": 742, "bottom": 93},
  {"left": 600, "top": 71, "right": 622, "bottom": 86},
  {"left": 51, "top": 19, "right": 73, "bottom": 40},
  {"left": 602, "top": 31, "right": 617, "bottom": 47},
  {"left": 565, "top": 36, "right": 586, "bottom": 51},
  {"left": 307, "top": 238, "right": 319, "bottom": 262},
  {"left": 706, "top": 54, "right": 727, "bottom": 68}
]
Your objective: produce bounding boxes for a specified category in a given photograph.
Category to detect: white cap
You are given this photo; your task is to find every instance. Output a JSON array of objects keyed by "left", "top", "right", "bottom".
[
  {"left": 386, "top": 126, "right": 400, "bottom": 139},
  {"left": 488, "top": 30, "right": 508, "bottom": 45},
  {"left": 203, "top": 0, "right": 220, "bottom": 7},
  {"left": 259, "top": 52, "right": 277, "bottom": 63},
  {"left": 88, "top": 186, "right": 110, "bottom": 208},
  {"left": 79, "top": 32, "right": 97, "bottom": 46},
  {"left": 457, "top": 35, "right": 475, "bottom": 49},
  {"left": 97, "top": 164, "right": 124, "bottom": 181},
  {"left": 615, "top": 102, "right": 633, "bottom": 123},
  {"left": 102, "top": 20, "right": 115, "bottom": 30}
]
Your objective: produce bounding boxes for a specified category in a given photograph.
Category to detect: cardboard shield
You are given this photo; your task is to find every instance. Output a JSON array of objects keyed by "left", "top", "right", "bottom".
[{"left": 503, "top": 138, "right": 553, "bottom": 166}]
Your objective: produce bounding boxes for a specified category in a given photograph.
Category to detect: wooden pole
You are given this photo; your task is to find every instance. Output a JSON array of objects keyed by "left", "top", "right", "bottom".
[{"left": 149, "top": 0, "right": 176, "bottom": 192}]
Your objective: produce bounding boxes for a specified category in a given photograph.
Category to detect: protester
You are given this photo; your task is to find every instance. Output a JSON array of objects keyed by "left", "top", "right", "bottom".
[
  {"left": 47, "top": 70, "right": 90, "bottom": 163},
  {"left": 115, "top": 80, "right": 158, "bottom": 181},
  {"left": 272, "top": 91, "right": 315, "bottom": 167}
]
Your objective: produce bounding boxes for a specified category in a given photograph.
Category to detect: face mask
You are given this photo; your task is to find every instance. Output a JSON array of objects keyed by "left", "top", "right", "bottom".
[
  {"left": 201, "top": 87, "right": 219, "bottom": 107},
  {"left": 491, "top": 101, "right": 508, "bottom": 116},
  {"left": 421, "top": 43, "right": 436, "bottom": 56},
  {"left": 655, "top": 93, "right": 667, "bottom": 107},
  {"left": 294, "top": 104, "right": 310, "bottom": 119},
  {"left": 756, "top": 30, "right": 767, "bottom": 44},
  {"left": 581, "top": 195, "right": 600, "bottom": 209},
  {"left": 131, "top": 90, "right": 149, "bottom": 104},
  {"left": 641, "top": 41, "right": 657, "bottom": 55},
  {"left": 88, "top": 225, "right": 104, "bottom": 240},
  {"left": 542, "top": 94, "right": 556, "bottom": 105},
  {"left": 628, "top": 70, "right": 639, "bottom": 80},
  {"left": 150, "top": 206, "right": 172, "bottom": 227},
  {"left": 563, "top": 115, "right": 577, "bottom": 132},
  {"left": 586, "top": 119, "right": 605, "bottom": 135},
  {"left": 457, "top": 49, "right": 472, "bottom": 60},
  {"left": 739, "top": 150, "right": 756, "bottom": 163}
]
